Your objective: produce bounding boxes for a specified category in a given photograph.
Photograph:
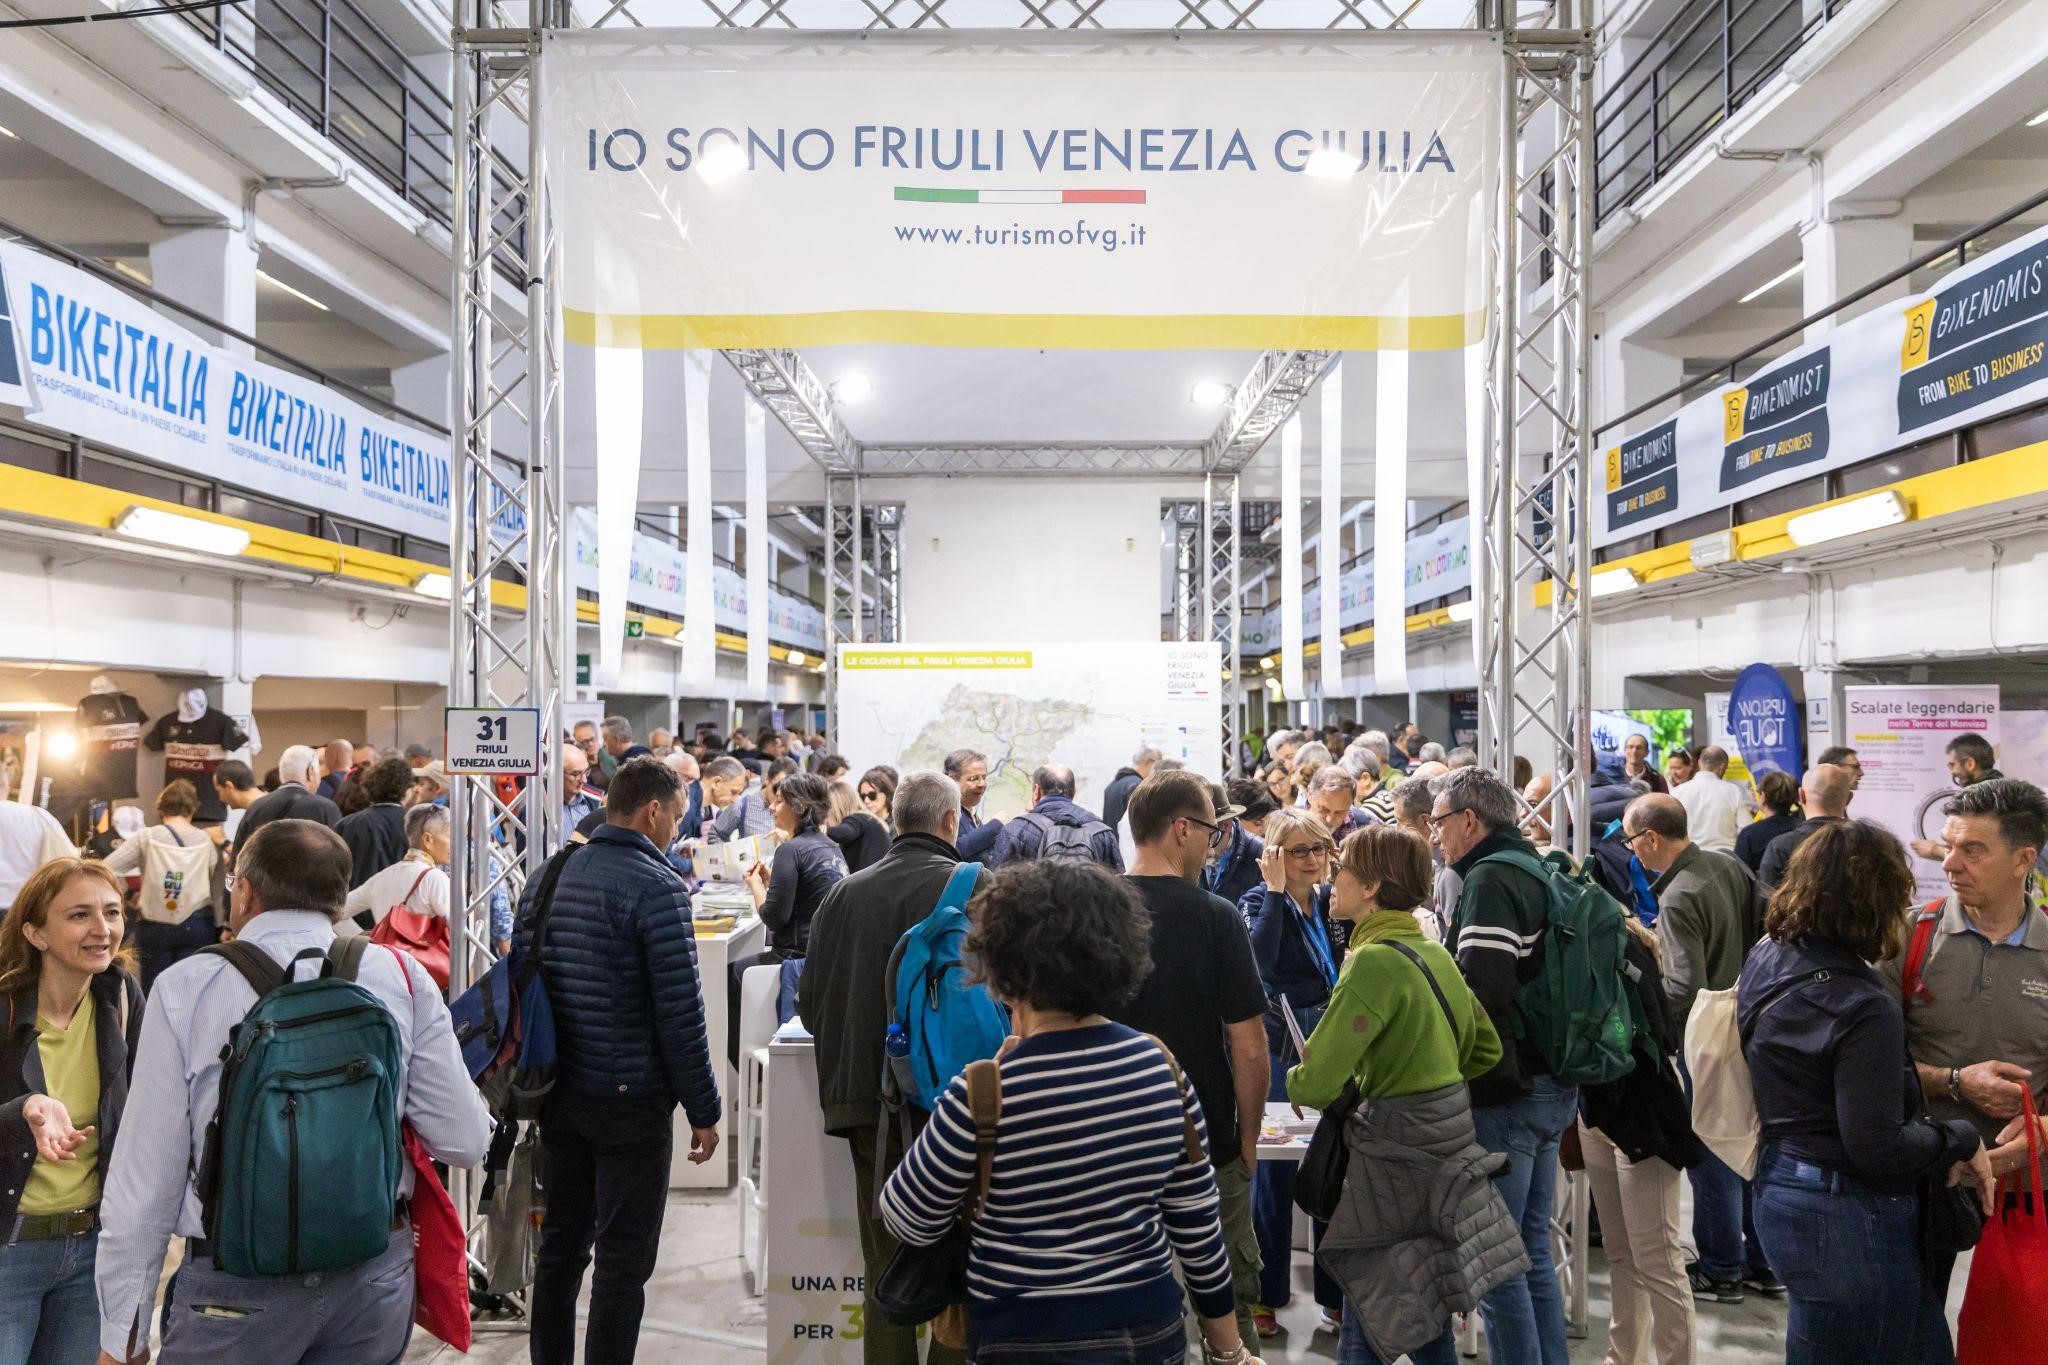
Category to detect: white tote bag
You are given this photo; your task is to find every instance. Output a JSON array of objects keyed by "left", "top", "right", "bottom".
[
  {"left": 1683, "top": 983, "right": 1760, "bottom": 1179},
  {"left": 138, "top": 828, "right": 218, "bottom": 925}
]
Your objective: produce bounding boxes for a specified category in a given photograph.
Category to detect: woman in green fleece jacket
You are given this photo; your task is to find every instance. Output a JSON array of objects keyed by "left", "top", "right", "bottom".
[{"left": 1288, "top": 824, "right": 1504, "bottom": 1365}]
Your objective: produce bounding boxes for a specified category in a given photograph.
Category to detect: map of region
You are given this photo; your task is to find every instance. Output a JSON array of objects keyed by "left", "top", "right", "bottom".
[{"left": 899, "top": 686, "right": 1093, "bottom": 814}]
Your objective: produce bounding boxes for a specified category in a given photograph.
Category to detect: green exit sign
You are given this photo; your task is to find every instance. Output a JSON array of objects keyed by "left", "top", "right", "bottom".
[
  {"left": 626, "top": 621, "right": 645, "bottom": 638},
  {"left": 576, "top": 652, "right": 590, "bottom": 685}
]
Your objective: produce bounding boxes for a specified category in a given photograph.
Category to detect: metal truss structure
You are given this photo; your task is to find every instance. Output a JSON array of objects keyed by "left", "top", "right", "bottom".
[{"left": 453, "top": 0, "right": 1594, "bottom": 1333}]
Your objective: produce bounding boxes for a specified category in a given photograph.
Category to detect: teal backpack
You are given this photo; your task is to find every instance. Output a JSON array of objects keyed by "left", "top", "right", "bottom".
[
  {"left": 1476, "top": 847, "right": 1638, "bottom": 1087},
  {"left": 196, "top": 937, "right": 405, "bottom": 1278},
  {"left": 884, "top": 862, "right": 1010, "bottom": 1112}
]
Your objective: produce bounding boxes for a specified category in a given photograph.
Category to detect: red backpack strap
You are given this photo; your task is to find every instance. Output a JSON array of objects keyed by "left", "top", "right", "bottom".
[{"left": 1900, "top": 899, "right": 1944, "bottom": 1011}]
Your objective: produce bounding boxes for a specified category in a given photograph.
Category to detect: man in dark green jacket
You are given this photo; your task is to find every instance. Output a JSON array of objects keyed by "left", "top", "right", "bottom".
[{"left": 796, "top": 770, "right": 970, "bottom": 1365}]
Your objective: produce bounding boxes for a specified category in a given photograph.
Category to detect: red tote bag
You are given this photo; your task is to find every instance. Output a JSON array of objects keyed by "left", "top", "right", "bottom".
[
  {"left": 1957, "top": 1087, "right": 2048, "bottom": 1365},
  {"left": 402, "top": 1121, "right": 473, "bottom": 1353},
  {"left": 368, "top": 867, "right": 452, "bottom": 991}
]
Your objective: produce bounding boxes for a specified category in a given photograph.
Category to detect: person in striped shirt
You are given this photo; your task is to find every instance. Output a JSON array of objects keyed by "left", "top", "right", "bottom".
[{"left": 880, "top": 859, "right": 1264, "bottom": 1365}]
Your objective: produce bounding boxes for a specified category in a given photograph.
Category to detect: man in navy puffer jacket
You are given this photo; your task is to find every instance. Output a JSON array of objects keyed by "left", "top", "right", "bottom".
[{"left": 516, "top": 755, "right": 722, "bottom": 1365}]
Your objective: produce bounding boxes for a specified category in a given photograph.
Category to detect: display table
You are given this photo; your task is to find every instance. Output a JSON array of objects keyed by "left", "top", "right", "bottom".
[
  {"left": 761, "top": 1022, "right": 869, "bottom": 1362},
  {"left": 672, "top": 912, "right": 768, "bottom": 1190},
  {"left": 1255, "top": 1100, "right": 1315, "bottom": 1161}
]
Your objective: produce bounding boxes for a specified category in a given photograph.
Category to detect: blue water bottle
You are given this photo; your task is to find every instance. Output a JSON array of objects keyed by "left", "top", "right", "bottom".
[{"left": 885, "top": 1022, "right": 916, "bottom": 1098}]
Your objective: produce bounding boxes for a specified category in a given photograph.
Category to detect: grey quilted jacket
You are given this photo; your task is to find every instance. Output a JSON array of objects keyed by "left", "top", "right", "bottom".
[{"left": 1317, "top": 1082, "right": 1531, "bottom": 1361}]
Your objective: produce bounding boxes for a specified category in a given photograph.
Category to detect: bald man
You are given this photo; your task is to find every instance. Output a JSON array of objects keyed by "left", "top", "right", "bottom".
[
  {"left": 666, "top": 750, "right": 705, "bottom": 844},
  {"left": 1673, "top": 744, "right": 1750, "bottom": 854},
  {"left": 1756, "top": 763, "right": 1856, "bottom": 892},
  {"left": 316, "top": 737, "right": 357, "bottom": 801}
]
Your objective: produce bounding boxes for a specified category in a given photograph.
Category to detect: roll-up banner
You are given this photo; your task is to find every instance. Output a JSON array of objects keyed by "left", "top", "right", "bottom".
[
  {"left": 1599, "top": 222, "right": 2048, "bottom": 545},
  {"left": 541, "top": 33, "right": 1499, "bottom": 352},
  {"left": 1844, "top": 685, "right": 1999, "bottom": 902},
  {"left": 0, "top": 241, "right": 462, "bottom": 546}
]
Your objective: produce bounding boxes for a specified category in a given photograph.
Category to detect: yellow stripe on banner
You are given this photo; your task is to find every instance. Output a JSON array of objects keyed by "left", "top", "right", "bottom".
[
  {"left": 563, "top": 308, "right": 1489, "bottom": 353},
  {"left": 842, "top": 650, "right": 1035, "bottom": 670}
]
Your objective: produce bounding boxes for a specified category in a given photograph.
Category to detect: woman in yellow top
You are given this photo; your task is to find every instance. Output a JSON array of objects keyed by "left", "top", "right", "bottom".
[
  {"left": 0, "top": 858, "right": 143, "bottom": 1365},
  {"left": 1287, "top": 826, "right": 1522, "bottom": 1365}
]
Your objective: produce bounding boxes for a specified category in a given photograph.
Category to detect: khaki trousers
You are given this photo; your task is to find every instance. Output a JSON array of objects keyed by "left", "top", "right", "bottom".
[{"left": 1578, "top": 1119, "right": 1696, "bottom": 1365}]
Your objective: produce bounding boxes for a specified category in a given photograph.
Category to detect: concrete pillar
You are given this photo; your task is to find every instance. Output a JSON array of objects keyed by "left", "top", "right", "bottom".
[
  {"left": 1597, "top": 330, "right": 1686, "bottom": 425},
  {"left": 1800, "top": 666, "right": 1846, "bottom": 762},
  {"left": 1801, "top": 212, "right": 1913, "bottom": 339},
  {"left": 389, "top": 352, "right": 452, "bottom": 429},
  {"left": 148, "top": 226, "right": 257, "bottom": 355}
]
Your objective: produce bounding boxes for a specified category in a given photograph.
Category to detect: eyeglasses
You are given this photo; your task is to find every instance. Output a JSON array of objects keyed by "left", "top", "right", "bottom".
[
  {"left": 1425, "top": 809, "right": 1466, "bottom": 830},
  {"left": 1621, "top": 828, "right": 1652, "bottom": 848},
  {"left": 1181, "top": 813, "right": 1229, "bottom": 850},
  {"left": 1279, "top": 844, "right": 1328, "bottom": 860}
]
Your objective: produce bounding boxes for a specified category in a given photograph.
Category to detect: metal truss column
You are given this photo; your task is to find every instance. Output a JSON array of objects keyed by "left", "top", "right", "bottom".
[
  {"left": 871, "top": 503, "right": 903, "bottom": 642},
  {"left": 1480, "top": 0, "right": 1597, "bottom": 1338},
  {"left": 1170, "top": 501, "right": 1202, "bottom": 643},
  {"left": 823, "top": 475, "right": 862, "bottom": 726},
  {"left": 1203, "top": 475, "right": 1243, "bottom": 778}
]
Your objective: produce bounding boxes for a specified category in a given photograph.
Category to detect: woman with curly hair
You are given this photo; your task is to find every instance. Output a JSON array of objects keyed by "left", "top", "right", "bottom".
[
  {"left": 1738, "top": 819, "right": 1995, "bottom": 1365},
  {"left": 881, "top": 860, "right": 1265, "bottom": 1365}
]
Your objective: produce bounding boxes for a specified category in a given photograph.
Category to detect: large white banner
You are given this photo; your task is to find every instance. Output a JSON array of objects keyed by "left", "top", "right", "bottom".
[
  {"left": 1599, "top": 222, "right": 2048, "bottom": 545},
  {"left": 0, "top": 241, "right": 454, "bottom": 544},
  {"left": 542, "top": 33, "right": 1499, "bottom": 351},
  {"left": 1302, "top": 513, "right": 1472, "bottom": 644},
  {"left": 569, "top": 506, "right": 826, "bottom": 651},
  {"left": 1844, "top": 685, "right": 2000, "bottom": 902}
]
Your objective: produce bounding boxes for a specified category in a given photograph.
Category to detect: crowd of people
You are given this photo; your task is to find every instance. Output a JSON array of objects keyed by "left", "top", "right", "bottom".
[{"left": 0, "top": 709, "right": 2041, "bottom": 1365}]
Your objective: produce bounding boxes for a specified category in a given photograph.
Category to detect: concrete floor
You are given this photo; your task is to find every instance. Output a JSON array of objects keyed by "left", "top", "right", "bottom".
[{"left": 402, "top": 1183, "right": 1842, "bottom": 1364}]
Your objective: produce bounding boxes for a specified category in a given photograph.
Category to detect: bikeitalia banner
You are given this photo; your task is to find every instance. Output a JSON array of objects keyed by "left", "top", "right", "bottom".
[
  {"left": 541, "top": 32, "right": 1501, "bottom": 350},
  {"left": 1597, "top": 220, "right": 2048, "bottom": 546}
]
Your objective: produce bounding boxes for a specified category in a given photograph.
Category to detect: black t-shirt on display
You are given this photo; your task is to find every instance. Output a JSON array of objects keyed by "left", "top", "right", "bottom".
[
  {"left": 143, "top": 709, "right": 250, "bottom": 824},
  {"left": 1111, "top": 875, "right": 1270, "bottom": 1167},
  {"left": 76, "top": 692, "right": 147, "bottom": 800}
]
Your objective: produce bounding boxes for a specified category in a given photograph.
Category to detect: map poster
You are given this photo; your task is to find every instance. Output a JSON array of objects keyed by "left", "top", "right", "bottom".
[{"left": 835, "top": 642, "right": 1222, "bottom": 820}]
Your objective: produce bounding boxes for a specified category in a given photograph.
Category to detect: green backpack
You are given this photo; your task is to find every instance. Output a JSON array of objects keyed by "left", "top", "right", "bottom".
[
  {"left": 1476, "top": 847, "right": 1638, "bottom": 1087},
  {"left": 196, "top": 937, "right": 405, "bottom": 1278}
]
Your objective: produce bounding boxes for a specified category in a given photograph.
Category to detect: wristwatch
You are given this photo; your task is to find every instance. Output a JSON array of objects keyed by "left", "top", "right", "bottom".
[{"left": 1948, "top": 1066, "right": 1964, "bottom": 1103}]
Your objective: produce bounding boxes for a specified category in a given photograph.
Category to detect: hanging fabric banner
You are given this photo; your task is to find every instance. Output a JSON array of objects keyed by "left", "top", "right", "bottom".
[
  {"left": 1374, "top": 351, "right": 1409, "bottom": 695},
  {"left": 593, "top": 348, "right": 643, "bottom": 688},
  {"left": 1319, "top": 360, "right": 1344, "bottom": 697},
  {"left": 682, "top": 350, "right": 716, "bottom": 687},
  {"left": 745, "top": 397, "right": 770, "bottom": 695},
  {"left": 1463, "top": 338, "right": 1488, "bottom": 708},
  {"left": 542, "top": 33, "right": 1499, "bottom": 352},
  {"left": 1280, "top": 414, "right": 1304, "bottom": 705}
]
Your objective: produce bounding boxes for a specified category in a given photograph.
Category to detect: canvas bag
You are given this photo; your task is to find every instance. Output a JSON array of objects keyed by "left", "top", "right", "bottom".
[{"left": 138, "top": 826, "right": 217, "bottom": 924}]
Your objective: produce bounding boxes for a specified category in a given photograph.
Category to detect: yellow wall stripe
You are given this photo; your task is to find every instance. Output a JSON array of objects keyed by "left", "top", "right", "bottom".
[{"left": 563, "top": 307, "right": 1489, "bottom": 353}]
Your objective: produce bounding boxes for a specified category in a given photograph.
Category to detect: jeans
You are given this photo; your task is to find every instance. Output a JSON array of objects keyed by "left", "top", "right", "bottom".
[
  {"left": 159, "top": 1227, "right": 414, "bottom": 1365},
  {"left": 532, "top": 1091, "right": 675, "bottom": 1365},
  {"left": 1471, "top": 1076, "right": 1578, "bottom": 1365},
  {"left": 1250, "top": 1057, "right": 1340, "bottom": 1312},
  {"left": 969, "top": 1315, "right": 1185, "bottom": 1364},
  {"left": 0, "top": 1228, "right": 99, "bottom": 1365},
  {"left": 1678, "top": 1062, "right": 1769, "bottom": 1285},
  {"left": 1335, "top": 1300, "right": 1456, "bottom": 1365},
  {"left": 845, "top": 1122, "right": 966, "bottom": 1365},
  {"left": 1751, "top": 1147, "right": 1951, "bottom": 1365},
  {"left": 134, "top": 914, "right": 221, "bottom": 995}
]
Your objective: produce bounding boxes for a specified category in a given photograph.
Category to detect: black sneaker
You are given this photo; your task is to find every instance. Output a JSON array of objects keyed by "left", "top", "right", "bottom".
[
  {"left": 1741, "top": 1269, "right": 1788, "bottom": 1299},
  {"left": 1688, "top": 1264, "right": 1744, "bottom": 1304}
]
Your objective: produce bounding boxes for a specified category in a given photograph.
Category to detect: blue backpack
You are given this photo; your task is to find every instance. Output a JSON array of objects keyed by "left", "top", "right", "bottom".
[
  {"left": 883, "top": 862, "right": 1010, "bottom": 1113},
  {"left": 449, "top": 843, "right": 573, "bottom": 1118}
]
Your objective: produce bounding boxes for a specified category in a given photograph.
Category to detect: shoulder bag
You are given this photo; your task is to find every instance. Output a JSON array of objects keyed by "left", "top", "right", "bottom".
[
  {"left": 1294, "top": 939, "right": 1461, "bottom": 1221},
  {"left": 874, "top": 1058, "right": 1001, "bottom": 1348}
]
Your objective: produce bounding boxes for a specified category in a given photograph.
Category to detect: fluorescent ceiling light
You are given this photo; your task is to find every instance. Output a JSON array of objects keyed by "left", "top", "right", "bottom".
[
  {"left": 1259, "top": 654, "right": 1278, "bottom": 671},
  {"left": 0, "top": 124, "right": 15, "bottom": 140},
  {"left": 1445, "top": 600, "right": 1476, "bottom": 623},
  {"left": 44, "top": 732, "right": 77, "bottom": 759},
  {"left": 1785, "top": 490, "right": 1911, "bottom": 547},
  {"left": 832, "top": 372, "right": 872, "bottom": 403},
  {"left": 113, "top": 505, "right": 250, "bottom": 556},
  {"left": 1263, "top": 677, "right": 1283, "bottom": 695},
  {"left": 256, "top": 269, "right": 329, "bottom": 312},
  {"left": 411, "top": 571, "right": 452, "bottom": 600},
  {"left": 1739, "top": 262, "right": 1803, "bottom": 304},
  {"left": 2029, "top": 107, "right": 2048, "bottom": 128},
  {"left": 786, "top": 650, "right": 806, "bottom": 666},
  {"left": 1589, "top": 565, "right": 1642, "bottom": 598},
  {"left": 1304, "top": 148, "right": 1363, "bottom": 179},
  {"left": 698, "top": 142, "right": 748, "bottom": 184},
  {"left": 1689, "top": 529, "right": 1737, "bottom": 568},
  {"left": 1189, "top": 381, "right": 1234, "bottom": 406},
  {"left": 110, "top": 260, "right": 152, "bottom": 286},
  {"left": 0, "top": 701, "right": 79, "bottom": 715}
]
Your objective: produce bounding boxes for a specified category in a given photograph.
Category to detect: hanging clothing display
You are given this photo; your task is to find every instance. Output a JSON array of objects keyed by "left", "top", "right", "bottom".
[
  {"left": 143, "top": 691, "right": 248, "bottom": 825},
  {"left": 74, "top": 675, "right": 147, "bottom": 801}
]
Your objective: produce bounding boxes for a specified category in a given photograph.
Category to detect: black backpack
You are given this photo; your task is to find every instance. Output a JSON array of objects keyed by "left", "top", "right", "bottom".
[{"left": 1014, "top": 811, "right": 1110, "bottom": 864}]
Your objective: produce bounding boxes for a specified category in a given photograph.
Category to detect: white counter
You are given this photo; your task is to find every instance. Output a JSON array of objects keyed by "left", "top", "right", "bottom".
[
  {"left": 672, "top": 913, "right": 768, "bottom": 1190},
  {"left": 761, "top": 1025, "right": 869, "bottom": 1363}
]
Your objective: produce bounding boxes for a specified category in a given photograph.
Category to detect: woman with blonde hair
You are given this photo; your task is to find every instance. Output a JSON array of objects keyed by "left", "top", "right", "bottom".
[
  {"left": 101, "top": 780, "right": 221, "bottom": 991},
  {"left": 0, "top": 858, "right": 143, "bottom": 1364},
  {"left": 1238, "top": 806, "right": 1345, "bottom": 1333},
  {"left": 824, "top": 779, "right": 890, "bottom": 874}
]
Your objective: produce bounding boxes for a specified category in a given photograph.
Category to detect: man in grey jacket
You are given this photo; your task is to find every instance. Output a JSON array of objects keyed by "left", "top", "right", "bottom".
[{"left": 1624, "top": 792, "right": 1778, "bottom": 1305}]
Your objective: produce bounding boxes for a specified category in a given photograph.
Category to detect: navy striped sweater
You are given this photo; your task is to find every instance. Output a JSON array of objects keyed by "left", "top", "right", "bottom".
[{"left": 880, "top": 1022, "right": 1236, "bottom": 1340}]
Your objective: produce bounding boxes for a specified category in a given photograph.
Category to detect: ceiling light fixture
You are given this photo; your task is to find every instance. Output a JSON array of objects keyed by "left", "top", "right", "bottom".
[
  {"left": 1445, "top": 600, "right": 1476, "bottom": 623},
  {"left": 1304, "top": 148, "right": 1363, "bottom": 179},
  {"left": 1264, "top": 677, "right": 1284, "bottom": 696},
  {"left": 1785, "top": 490, "right": 1912, "bottom": 547},
  {"left": 1189, "top": 381, "right": 1233, "bottom": 406},
  {"left": 44, "top": 732, "right": 78, "bottom": 760},
  {"left": 0, "top": 124, "right": 16, "bottom": 140},
  {"left": 1589, "top": 565, "right": 1642, "bottom": 598},
  {"left": 0, "top": 701, "right": 81, "bottom": 715},
  {"left": 1689, "top": 529, "right": 1737, "bottom": 568},
  {"left": 2029, "top": 107, "right": 2048, "bottom": 128},
  {"left": 786, "top": 650, "right": 807, "bottom": 666},
  {"left": 1739, "top": 262, "right": 1803, "bottom": 304},
  {"left": 1259, "top": 654, "right": 1279, "bottom": 671},
  {"left": 110, "top": 260, "right": 152, "bottom": 286},
  {"left": 256, "top": 269, "right": 329, "bottom": 312},
  {"left": 832, "top": 372, "right": 873, "bottom": 403},
  {"left": 113, "top": 505, "right": 251, "bottom": 556},
  {"left": 411, "top": 571, "right": 452, "bottom": 600},
  {"left": 697, "top": 142, "right": 749, "bottom": 184}
]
